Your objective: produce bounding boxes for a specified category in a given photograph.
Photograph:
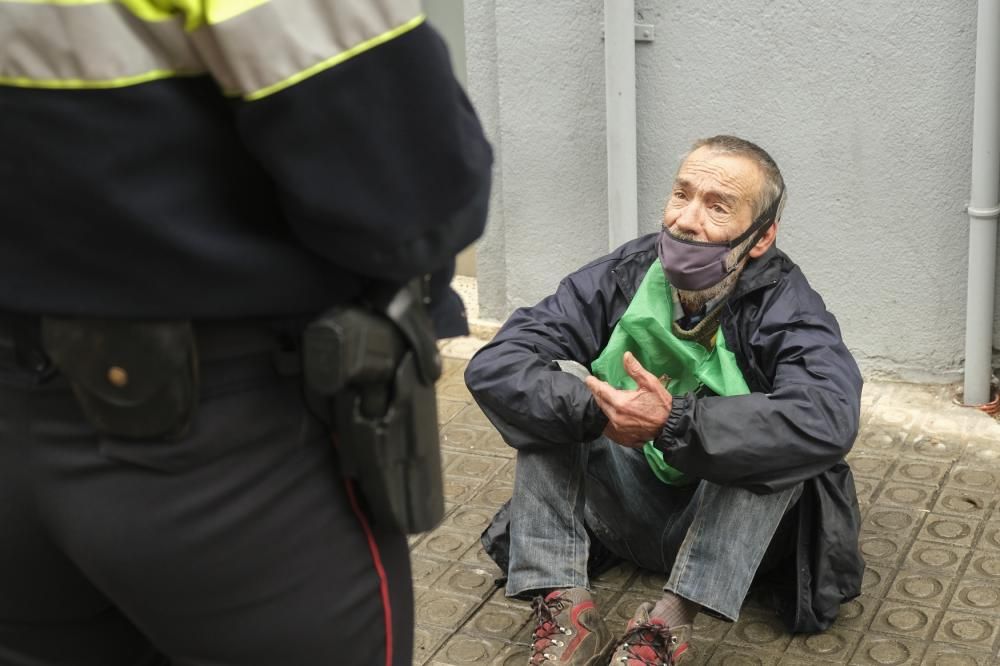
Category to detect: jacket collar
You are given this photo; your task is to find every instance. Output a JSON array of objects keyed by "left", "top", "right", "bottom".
[{"left": 728, "top": 245, "right": 787, "bottom": 302}]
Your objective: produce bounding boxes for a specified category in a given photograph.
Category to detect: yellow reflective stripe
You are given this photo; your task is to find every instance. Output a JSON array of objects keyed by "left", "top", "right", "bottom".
[
  {"left": 168, "top": 0, "right": 267, "bottom": 30},
  {"left": 203, "top": 0, "right": 266, "bottom": 25},
  {"left": 244, "top": 13, "right": 424, "bottom": 101},
  {"left": 0, "top": 69, "right": 200, "bottom": 90}
]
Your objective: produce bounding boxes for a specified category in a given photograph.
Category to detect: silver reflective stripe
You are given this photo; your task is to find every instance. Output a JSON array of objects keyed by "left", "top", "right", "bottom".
[
  {"left": 0, "top": 1, "right": 203, "bottom": 88},
  {"left": 191, "top": 0, "right": 423, "bottom": 100}
]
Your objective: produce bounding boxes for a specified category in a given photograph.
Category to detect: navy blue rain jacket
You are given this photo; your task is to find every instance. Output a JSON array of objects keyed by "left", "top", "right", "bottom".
[{"left": 465, "top": 233, "right": 865, "bottom": 633}]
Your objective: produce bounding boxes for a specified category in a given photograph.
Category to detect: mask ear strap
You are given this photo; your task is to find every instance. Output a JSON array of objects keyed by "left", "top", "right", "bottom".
[{"left": 727, "top": 187, "right": 784, "bottom": 250}]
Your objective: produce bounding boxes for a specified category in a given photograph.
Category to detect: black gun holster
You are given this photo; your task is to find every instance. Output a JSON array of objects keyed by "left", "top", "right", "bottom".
[{"left": 302, "top": 280, "right": 444, "bottom": 534}]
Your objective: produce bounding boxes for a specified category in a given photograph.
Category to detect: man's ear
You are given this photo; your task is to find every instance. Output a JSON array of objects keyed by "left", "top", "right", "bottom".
[{"left": 748, "top": 222, "right": 778, "bottom": 258}]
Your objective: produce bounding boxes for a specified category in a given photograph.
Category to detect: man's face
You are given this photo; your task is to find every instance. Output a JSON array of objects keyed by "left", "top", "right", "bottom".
[{"left": 662, "top": 146, "right": 763, "bottom": 243}]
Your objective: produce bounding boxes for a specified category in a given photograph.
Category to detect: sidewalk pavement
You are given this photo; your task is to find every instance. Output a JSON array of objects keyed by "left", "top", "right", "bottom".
[{"left": 413, "top": 336, "right": 1000, "bottom": 665}]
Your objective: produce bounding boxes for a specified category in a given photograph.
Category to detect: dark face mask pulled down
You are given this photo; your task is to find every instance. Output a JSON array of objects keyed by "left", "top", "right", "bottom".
[{"left": 657, "top": 190, "right": 783, "bottom": 291}]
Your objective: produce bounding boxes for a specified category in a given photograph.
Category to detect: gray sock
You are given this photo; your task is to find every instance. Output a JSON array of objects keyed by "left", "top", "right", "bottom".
[{"left": 649, "top": 590, "right": 700, "bottom": 628}]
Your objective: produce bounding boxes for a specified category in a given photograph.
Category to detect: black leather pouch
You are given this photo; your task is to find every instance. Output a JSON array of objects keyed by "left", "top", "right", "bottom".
[{"left": 40, "top": 318, "right": 199, "bottom": 439}]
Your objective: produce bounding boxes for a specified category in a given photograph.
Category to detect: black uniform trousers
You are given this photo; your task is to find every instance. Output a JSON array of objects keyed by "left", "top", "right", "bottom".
[{"left": 0, "top": 325, "right": 412, "bottom": 666}]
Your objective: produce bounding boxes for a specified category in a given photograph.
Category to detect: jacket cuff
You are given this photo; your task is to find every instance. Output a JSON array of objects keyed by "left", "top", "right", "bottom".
[
  {"left": 582, "top": 397, "right": 610, "bottom": 442},
  {"left": 654, "top": 394, "right": 691, "bottom": 454}
]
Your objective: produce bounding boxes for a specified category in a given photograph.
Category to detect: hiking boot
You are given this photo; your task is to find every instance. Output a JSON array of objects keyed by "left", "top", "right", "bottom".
[
  {"left": 528, "top": 587, "right": 613, "bottom": 665},
  {"left": 608, "top": 602, "right": 692, "bottom": 665}
]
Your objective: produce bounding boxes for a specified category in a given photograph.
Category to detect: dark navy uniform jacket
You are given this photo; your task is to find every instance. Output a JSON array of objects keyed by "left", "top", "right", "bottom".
[{"left": 0, "top": 1, "right": 491, "bottom": 336}]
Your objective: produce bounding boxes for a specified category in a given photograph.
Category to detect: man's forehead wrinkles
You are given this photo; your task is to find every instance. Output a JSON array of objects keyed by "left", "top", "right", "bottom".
[{"left": 675, "top": 162, "right": 753, "bottom": 201}]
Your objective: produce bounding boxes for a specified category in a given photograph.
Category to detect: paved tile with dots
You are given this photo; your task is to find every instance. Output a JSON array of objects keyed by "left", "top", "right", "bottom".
[{"left": 416, "top": 342, "right": 1000, "bottom": 665}]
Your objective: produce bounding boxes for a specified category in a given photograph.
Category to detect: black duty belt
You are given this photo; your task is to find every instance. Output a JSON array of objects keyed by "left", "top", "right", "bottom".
[{"left": 0, "top": 313, "right": 302, "bottom": 372}]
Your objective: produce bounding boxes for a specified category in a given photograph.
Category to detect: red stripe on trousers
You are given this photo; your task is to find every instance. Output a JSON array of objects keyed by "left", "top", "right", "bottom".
[{"left": 343, "top": 475, "right": 394, "bottom": 666}]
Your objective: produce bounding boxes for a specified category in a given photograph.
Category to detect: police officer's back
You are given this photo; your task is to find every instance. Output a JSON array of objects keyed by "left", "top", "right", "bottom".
[{"left": 0, "top": 1, "right": 492, "bottom": 664}]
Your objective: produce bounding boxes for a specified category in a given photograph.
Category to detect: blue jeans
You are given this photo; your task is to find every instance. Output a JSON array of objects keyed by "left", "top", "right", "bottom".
[{"left": 506, "top": 374, "right": 801, "bottom": 620}]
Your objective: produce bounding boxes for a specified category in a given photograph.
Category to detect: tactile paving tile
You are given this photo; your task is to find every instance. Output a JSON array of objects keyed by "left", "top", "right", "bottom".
[
  {"left": 467, "top": 484, "right": 513, "bottom": 508},
  {"left": 411, "top": 555, "right": 455, "bottom": 590},
  {"left": 462, "top": 602, "right": 530, "bottom": 641},
  {"left": 693, "top": 610, "right": 733, "bottom": 643},
  {"left": 493, "top": 459, "right": 517, "bottom": 485},
  {"left": 945, "top": 466, "right": 1000, "bottom": 494},
  {"left": 860, "top": 531, "right": 910, "bottom": 568},
  {"left": 709, "top": 644, "right": 781, "bottom": 665},
  {"left": 440, "top": 424, "right": 491, "bottom": 452},
  {"left": 855, "top": 476, "right": 879, "bottom": 504},
  {"left": 490, "top": 643, "right": 531, "bottom": 666},
  {"left": 850, "top": 454, "right": 896, "bottom": 479},
  {"left": 429, "top": 633, "right": 506, "bottom": 665},
  {"left": 440, "top": 355, "right": 467, "bottom": 378},
  {"left": 674, "top": 638, "right": 715, "bottom": 666},
  {"left": 870, "top": 601, "right": 942, "bottom": 641},
  {"left": 449, "top": 403, "right": 496, "bottom": 430},
  {"left": 435, "top": 378, "right": 473, "bottom": 403},
  {"left": 965, "top": 551, "right": 1000, "bottom": 581},
  {"left": 887, "top": 569, "right": 954, "bottom": 609},
  {"left": 413, "top": 626, "right": 450, "bottom": 665},
  {"left": 441, "top": 476, "right": 486, "bottom": 504},
  {"left": 417, "top": 526, "right": 483, "bottom": 560},
  {"left": 931, "top": 489, "right": 994, "bottom": 521},
  {"left": 437, "top": 399, "right": 468, "bottom": 427},
  {"left": 916, "top": 515, "right": 980, "bottom": 549},
  {"left": 785, "top": 626, "right": 864, "bottom": 663},
  {"left": 864, "top": 507, "right": 927, "bottom": 541},
  {"left": 890, "top": 460, "right": 952, "bottom": 486},
  {"left": 432, "top": 562, "right": 501, "bottom": 600},
  {"left": 723, "top": 609, "right": 794, "bottom": 653},
  {"left": 441, "top": 424, "right": 511, "bottom": 457},
  {"left": 919, "top": 642, "right": 994, "bottom": 665},
  {"left": 875, "top": 407, "right": 917, "bottom": 430},
  {"left": 973, "top": 522, "right": 1000, "bottom": 552},
  {"left": 931, "top": 610, "right": 999, "bottom": 650},
  {"left": 906, "top": 435, "right": 966, "bottom": 463},
  {"left": 860, "top": 564, "right": 896, "bottom": 599},
  {"left": 440, "top": 506, "right": 496, "bottom": 533},
  {"left": 875, "top": 482, "right": 938, "bottom": 510},
  {"left": 835, "top": 594, "right": 880, "bottom": 632},
  {"left": 958, "top": 438, "right": 1000, "bottom": 468},
  {"left": 591, "top": 587, "right": 623, "bottom": 625},
  {"left": 604, "top": 592, "right": 653, "bottom": 636},
  {"left": 458, "top": 542, "right": 502, "bottom": 571},
  {"left": 916, "top": 414, "right": 965, "bottom": 436},
  {"left": 414, "top": 591, "right": 480, "bottom": 630},
  {"left": 444, "top": 452, "right": 506, "bottom": 479},
  {"left": 855, "top": 430, "right": 909, "bottom": 456},
  {"left": 947, "top": 576, "right": 1000, "bottom": 617},
  {"left": 850, "top": 632, "right": 928, "bottom": 665}
]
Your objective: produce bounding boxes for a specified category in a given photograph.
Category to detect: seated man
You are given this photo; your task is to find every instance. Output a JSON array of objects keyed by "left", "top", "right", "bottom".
[{"left": 465, "top": 135, "right": 864, "bottom": 665}]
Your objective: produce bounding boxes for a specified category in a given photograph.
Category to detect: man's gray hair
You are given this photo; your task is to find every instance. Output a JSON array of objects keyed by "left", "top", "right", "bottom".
[{"left": 683, "top": 135, "right": 787, "bottom": 221}]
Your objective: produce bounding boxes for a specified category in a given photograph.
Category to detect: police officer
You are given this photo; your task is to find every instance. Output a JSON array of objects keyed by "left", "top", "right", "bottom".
[{"left": 0, "top": 1, "right": 492, "bottom": 664}]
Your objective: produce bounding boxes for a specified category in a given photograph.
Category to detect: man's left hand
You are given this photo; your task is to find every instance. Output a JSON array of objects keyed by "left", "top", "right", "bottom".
[{"left": 584, "top": 352, "right": 673, "bottom": 448}]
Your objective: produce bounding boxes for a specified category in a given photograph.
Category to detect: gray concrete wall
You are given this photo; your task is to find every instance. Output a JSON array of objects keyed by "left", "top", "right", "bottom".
[{"left": 465, "top": 0, "right": 1000, "bottom": 381}]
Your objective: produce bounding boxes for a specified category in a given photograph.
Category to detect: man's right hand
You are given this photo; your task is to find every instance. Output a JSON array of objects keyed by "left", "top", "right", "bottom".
[{"left": 584, "top": 352, "right": 672, "bottom": 448}]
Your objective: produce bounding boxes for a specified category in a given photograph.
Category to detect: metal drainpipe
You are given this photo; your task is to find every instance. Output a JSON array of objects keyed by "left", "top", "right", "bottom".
[
  {"left": 963, "top": 0, "right": 1000, "bottom": 405},
  {"left": 604, "top": 0, "right": 639, "bottom": 250}
]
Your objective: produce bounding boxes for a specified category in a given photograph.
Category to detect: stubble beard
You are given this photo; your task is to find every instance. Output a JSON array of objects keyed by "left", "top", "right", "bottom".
[{"left": 671, "top": 230, "right": 753, "bottom": 314}]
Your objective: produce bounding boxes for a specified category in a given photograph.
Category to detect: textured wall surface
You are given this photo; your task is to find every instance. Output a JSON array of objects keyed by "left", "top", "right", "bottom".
[{"left": 466, "top": 0, "right": 998, "bottom": 381}]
